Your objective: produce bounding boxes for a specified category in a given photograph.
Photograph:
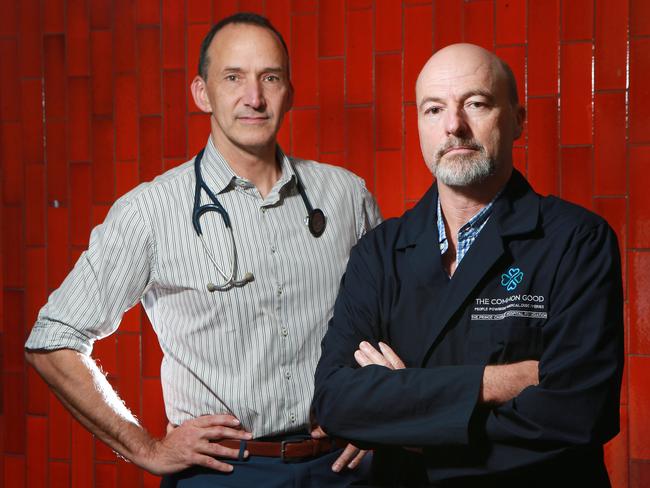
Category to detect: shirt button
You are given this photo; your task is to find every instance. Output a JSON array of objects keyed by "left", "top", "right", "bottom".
[
  {"left": 281, "top": 327, "right": 288, "bottom": 337},
  {"left": 289, "top": 413, "right": 296, "bottom": 422},
  {"left": 285, "top": 371, "right": 292, "bottom": 379},
  {"left": 271, "top": 245, "right": 277, "bottom": 254},
  {"left": 277, "top": 286, "right": 283, "bottom": 296},
  {"left": 261, "top": 207, "right": 267, "bottom": 213}
]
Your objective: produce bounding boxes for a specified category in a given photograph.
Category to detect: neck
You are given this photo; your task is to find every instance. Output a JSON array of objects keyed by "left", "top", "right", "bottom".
[{"left": 210, "top": 133, "right": 281, "bottom": 198}]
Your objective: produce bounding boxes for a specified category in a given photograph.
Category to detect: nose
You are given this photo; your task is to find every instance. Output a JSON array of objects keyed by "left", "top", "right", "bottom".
[
  {"left": 444, "top": 106, "right": 469, "bottom": 137},
  {"left": 243, "top": 79, "right": 265, "bottom": 110}
]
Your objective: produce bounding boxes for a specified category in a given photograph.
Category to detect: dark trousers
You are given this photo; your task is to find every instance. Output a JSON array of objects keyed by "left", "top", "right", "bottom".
[{"left": 160, "top": 448, "right": 372, "bottom": 487}]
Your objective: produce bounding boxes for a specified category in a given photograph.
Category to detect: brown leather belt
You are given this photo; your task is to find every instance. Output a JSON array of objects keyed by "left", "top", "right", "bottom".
[{"left": 221, "top": 437, "right": 338, "bottom": 461}]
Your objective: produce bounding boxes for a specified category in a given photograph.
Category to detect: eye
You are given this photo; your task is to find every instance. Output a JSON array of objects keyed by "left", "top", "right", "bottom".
[
  {"left": 424, "top": 106, "right": 442, "bottom": 115},
  {"left": 466, "top": 99, "right": 491, "bottom": 110},
  {"left": 224, "top": 74, "right": 239, "bottom": 82},
  {"left": 264, "top": 74, "right": 281, "bottom": 82}
]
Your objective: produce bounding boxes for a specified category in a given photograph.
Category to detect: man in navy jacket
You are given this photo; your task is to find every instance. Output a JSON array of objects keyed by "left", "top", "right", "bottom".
[{"left": 312, "top": 43, "right": 623, "bottom": 486}]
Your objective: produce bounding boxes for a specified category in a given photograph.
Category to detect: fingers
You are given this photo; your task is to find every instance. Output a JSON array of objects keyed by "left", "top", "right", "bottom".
[
  {"left": 191, "top": 414, "right": 242, "bottom": 428},
  {"left": 358, "top": 341, "right": 391, "bottom": 368},
  {"left": 193, "top": 454, "right": 237, "bottom": 473},
  {"left": 310, "top": 425, "right": 327, "bottom": 438},
  {"left": 331, "top": 443, "right": 360, "bottom": 472},
  {"left": 378, "top": 342, "right": 406, "bottom": 370},
  {"left": 347, "top": 449, "right": 368, "bottom": 470},
  {"left": 354, "top": 349, "right": 373, "bottom": 367}
]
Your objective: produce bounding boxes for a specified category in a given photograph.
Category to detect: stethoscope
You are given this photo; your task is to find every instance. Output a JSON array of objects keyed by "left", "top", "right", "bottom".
[{"left": 192, "top": 148, "right": 326, "bottom": 292}]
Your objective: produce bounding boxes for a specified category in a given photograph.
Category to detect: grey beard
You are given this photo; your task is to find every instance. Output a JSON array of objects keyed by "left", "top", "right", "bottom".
[{"left": 433, "top": 153, "right": 495, "bottom": 187}]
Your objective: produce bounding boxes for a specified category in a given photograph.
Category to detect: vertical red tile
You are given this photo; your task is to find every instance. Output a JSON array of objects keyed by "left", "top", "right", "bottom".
[
  {"left": 291, "top": 14, "right": 318, "bottom": 107},
  {"left": 560, "top": 147, "right": 593, "bottom": 210},
  {"left": 595, "top": 0, "right": 628, "bottom": 91},
  {"left": 187, "top": 0, "right": 211, "bottom": 24},
  {"left": 512, "top": 146, "right": 526, "bottom": 175},
  {"left": 137, "top": 27, "right": 162, "bottom": 116},
  {"left": 68, "top": 77, "right": 91, "bottom": 163},
  {"left": 115, "top": 74, "right": 138, "bottom": 162},
  {"left": 92, "top": 204, "right": 111, "bottom": 228},
  {"left": 118, "top": 460, "right": 143, "bottom": 488},
  {"left": 115, "top": 161, "right": 140, "bottom": 198},
  {"left": 433, "top": 0, "right": 462, "bottom": 49},
  {"left": 561, "top": 0, "right": 593, "bottom": 40},
  {"left": 48, "top": 392, "right": 71, "bottom": 459},
  {"left": 3, "top": 207, "right": 24, "bottom": 287},
  {"left": 376, "top": 150, "right": 404, "bottom": 218},
  {"left": 20, "top": 78, "right": 44, "bottom": 164},
  {"left": 3, "top": 372, "right": 26, "bottom": 453},
  {"left": 404, "top": 104, "right": 431, "bottom": 201},
  {"left": 141, "top": 378, "right": 166, "bottom": 438},
  {"left": 26, "top": 358, "right": 49, "bottom": 415},
  {"left": 629, "top": 356, "right": 650, "bottom": 459},
  {"left": 2, "top": 291, "right": 24, "bottom": 372},
  {"left": 0, "top": 40, "right": 19, "bottom": 122},
  {"left": 137, "top": 0, "right": 161, "bottom": 25},
  {"left": 631, "top": 461, "right": 650, "bottom": 488},
  {"left": 604, "top": 406, "right": 629, "bottom": 488},
  {"left": 593, "top": 197, "right": 627, "bottom": 294},
  {"left": 1, "top": 123, "right": 23, "bottom": 204},
  {"left": 95, "top": 463, "right": 117, "bottom": 488},
  {"left": 43, "top": 35, "right": 66, "bottom": 119},
  {"left": 26, "top": 416, "right": 47, "bottom": 488},
  {"left": 43, "top": 0, "right": 65, "bottom": 33},
  {"left": 91, "top": 30, "right": 114, "bottom": 116},
  {"left": 162, "top": 0, "right": 185, "bottom": 70},
  {"left": 265, "top": 0, "right": 291, "bottom": 54},
  {"left": 116, "top": 333, "right": 141, "bottom": 417},
  {"left": 277, "top": 119, "right": 291, "bottom": 153},
  {"left": 528, "top": 0, "right": 559, "bottom": 96},
  {"left": 163, "top": 70, "right": 187, "bottom": 158},
  {"left": 463, "top": 0, "right": 494, "bottom": 50},
  {"left": 629, "top": 39, "right": 650, "bottom": 144},
  {"left": 240, "top": 0, "right": 263, "bottom": 12},
  {"left": 24, "top": 163, "right": 46, "bottom": 246},
  {"left": 91, "top": 0, "right": 111, "bottom": 29},
  {"left": 292, "top": 0, "right": 316, "bottom": 12},
  {"left": 291, "top": 109, "right": 319, "bottom": 161},
  {"left": 187, "top": 23, "right": 208, "bottom": 83},
  {"left": 345, "top": 9, "right": 373, "bottom": 104},
  {"left": 560, "top": 42, "right": 592, "bottom": 145},
  {"left": 188, "top": 114, "right": 210, "bottom": 157},
  {"left": 496, "top": 0, "right": 525, "bottom": 45},
  {"left": 71, "top": 421, "right": 93, "bottom": 488},
  {"left": 630, "top": 0, "right": 650, "bottom": 36},
  {"left": 630, "top": 146, "right": 650, "bottom": 248},
  {"left": 115, "top": 0, "right": 136, "bottom": 73},
  {"left": 141, "top": 311, "right": 162, "bottom": 377},
  {"left": 66, "top": 0, "right": 90, "bottom": 76},
  {"left": 19, "top": 0, "right": 42, "bottom": 78},
  {"left": 594, "top": 92, "right": 626, "bottom": 196},
  {"left": 47, "top": 206, "right": 70, "bottom": 290},
  {"left": 375, "top": 54, "right": 402, "bottom": 150},
  {"left": 630, "top": 251, "right": 650, "bottom": 355},
  {"left": 404, "top": 4, "right": 432, "bottom": 103},
  {"left": 375, "top": 1, "right": 402, "bottom": 52},
  {"left": 3, "top": 456, "right": 25, "bottom": 488},
  {"left": 70, "top": 163, "right": 92, "bottom": 246},
  {"left": 46, "top": 120, "right": 68, "bottom": 205},
  {"left": 139, "top": 116, "right": 162, "bottom": 183},
  {"left": 319, "top": 59, "right": 344, "bottom": 154},
  {"left": 92, "top": 117, "right": 115, "bottom": 203},
  {"left": 346, "top": 107, "right": 374, "bottom": 191},
  {"left": 347, "top": 0, "right": 372, "bottom": 9},
  {"left": 527, "top": 97, "right": 559, "bottom": 196},
  {"left": 0, "top": 0, "right": 17, "bottom": 35},
  {"left": 319, "top": 0, "right": 345, "bottom": 57},
  {"left": 50, "top": 461, "right": 71, "bottom": 487}
]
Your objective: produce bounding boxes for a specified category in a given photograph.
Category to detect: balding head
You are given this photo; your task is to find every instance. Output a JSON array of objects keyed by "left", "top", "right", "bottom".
[{"left": 415, "top": 43, "right": 525, "bottom": 190}]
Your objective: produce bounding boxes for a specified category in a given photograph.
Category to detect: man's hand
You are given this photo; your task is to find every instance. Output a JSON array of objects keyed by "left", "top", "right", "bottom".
[
  {"left": 310, "top": 425, "right": 367, "bottom": 472},
  {"left": 141, "top": 414, "right": 252, "bottom": 476},
  {"left": 354, "top": 341, "right": 405, "bottom": 370},
  {"left": 480, "top": 360, "right": 539, "bottom": 405}
]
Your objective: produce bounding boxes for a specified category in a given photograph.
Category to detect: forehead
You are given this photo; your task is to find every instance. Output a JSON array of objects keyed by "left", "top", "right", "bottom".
[
  {"left": 208, "top": 23, "right": 288, "bottom": 70},
  {"left": 416, "top": 56, "right": 505, "bottom": 102}
]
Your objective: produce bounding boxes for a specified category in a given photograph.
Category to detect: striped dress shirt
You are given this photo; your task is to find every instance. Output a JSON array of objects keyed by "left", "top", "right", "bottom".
[{"left": 26, "top": 137, "right": 382, "bottom": 437}]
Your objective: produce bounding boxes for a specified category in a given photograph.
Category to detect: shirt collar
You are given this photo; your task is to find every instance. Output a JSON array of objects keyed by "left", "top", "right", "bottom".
[{"left": 199, "top": 137, "right": 297, "bottom": 199}]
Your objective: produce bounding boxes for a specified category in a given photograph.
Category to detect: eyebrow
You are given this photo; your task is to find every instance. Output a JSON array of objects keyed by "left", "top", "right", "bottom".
[
  {"left": 418, "top": 90, "right": 496, "bottom": 109},
  {"left": 222, "top": 66, "right": 286, "bottom": 73}
]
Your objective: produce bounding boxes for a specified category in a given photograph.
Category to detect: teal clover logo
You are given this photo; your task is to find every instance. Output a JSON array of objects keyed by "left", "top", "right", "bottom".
[{"left": 501, "top": 267, "right": 524, "bottom": 292}]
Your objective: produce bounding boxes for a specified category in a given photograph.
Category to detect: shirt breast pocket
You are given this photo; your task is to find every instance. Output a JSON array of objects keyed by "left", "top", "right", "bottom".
[{"left": 467, "top": 323, "right": 543, "bottom": 365}]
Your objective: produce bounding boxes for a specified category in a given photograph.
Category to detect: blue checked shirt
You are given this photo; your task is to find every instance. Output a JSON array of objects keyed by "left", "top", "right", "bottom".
[{"left": 437, "top": 192, "right": 500, "bottom": 268}]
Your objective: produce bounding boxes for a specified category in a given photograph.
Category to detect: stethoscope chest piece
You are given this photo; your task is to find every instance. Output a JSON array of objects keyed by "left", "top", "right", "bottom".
[{"left": 306, "top": 208, "right": 326, "bottom": 237}]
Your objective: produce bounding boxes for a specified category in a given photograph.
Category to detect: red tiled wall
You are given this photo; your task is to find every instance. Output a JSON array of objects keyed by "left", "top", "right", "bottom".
[{"left": 0, "top": 0, "right": 648, "bottom": 486}]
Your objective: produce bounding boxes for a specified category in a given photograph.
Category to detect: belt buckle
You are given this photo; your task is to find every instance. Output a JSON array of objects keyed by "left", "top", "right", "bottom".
[{"left": 280, "top": 438, "right": 307, "bottom": 463}]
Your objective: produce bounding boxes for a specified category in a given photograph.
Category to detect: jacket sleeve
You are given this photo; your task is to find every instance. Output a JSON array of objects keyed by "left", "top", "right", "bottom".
[{"left": 312, "top": 232, "right": 485, "bottom": 448}]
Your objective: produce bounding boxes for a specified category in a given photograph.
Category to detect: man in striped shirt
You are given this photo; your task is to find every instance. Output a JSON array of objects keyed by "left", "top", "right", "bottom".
[{"left": 25, "top": 13, "right": 381, "bottom": 487}]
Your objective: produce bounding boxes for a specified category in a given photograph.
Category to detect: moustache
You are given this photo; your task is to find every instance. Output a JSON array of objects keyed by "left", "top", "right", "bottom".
[{"left": 436, "top": 138, "right": 484, "bottom": 158}]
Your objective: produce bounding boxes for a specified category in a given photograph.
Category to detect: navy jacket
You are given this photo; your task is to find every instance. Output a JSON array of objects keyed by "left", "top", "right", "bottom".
[{"left": 313, "top": 170, "right": 623, "bottom": 486}]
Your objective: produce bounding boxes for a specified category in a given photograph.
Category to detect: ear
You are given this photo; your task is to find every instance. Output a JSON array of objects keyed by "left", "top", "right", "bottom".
[
  {"left": 191, "top": 76, "right": 212, "bottom": 114},
  {"left": 285, "top": 81, "right": 294, "bottom": 112},
  {"left": 513, "top": 105, "right": 526, "bottom": 140}
]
